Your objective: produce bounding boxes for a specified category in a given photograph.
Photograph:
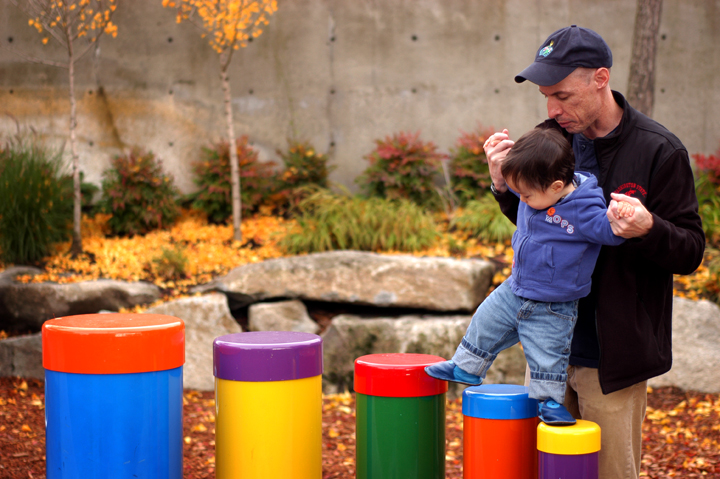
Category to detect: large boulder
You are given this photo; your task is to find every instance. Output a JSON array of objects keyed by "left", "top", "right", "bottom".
[
  {"left": 193, "top": 251, "right": 495, "bottom": 312},
  {"left": 249, "top": 300, "right": 320, "bottom": 334},
  {"left": 0, "top": 333, "right": 44, "bottom": 379},
  {"left": 321, "top": 314, "right": 526, "bottom": 397},
  {"left": 146, "top": 293, "right": 241, "bottom": 391},
  {"left": 649, "top": 297, "right": 720, "bottom": 393},
  {"left": 0, "top": 267, "right": 161, "bottom": 332}
]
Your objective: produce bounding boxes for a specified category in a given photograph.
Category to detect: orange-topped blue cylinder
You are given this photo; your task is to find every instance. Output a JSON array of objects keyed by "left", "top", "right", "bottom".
[{"left": 43, "top": 313, "right": 185, "bottom": 479}]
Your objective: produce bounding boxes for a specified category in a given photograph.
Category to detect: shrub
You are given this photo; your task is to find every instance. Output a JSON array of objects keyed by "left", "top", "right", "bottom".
[
  {"left": 191, "top": 137, "right": 276, "bottom": 223},
  {"left": 356, "top": 131, "right": 445, "bottom": 209},
  {"left": 98, "top": 149, "right": 180, "bottom": 236},
  {"left": 79, "top": 171, "right": 100, "bottom": 215},
  {"left": 449, "top": 126, "right": 494, "bottom": 205},
  {"left": 279, "top": 188, "right": 439, "bottom": 254},
  {"left": 693, "top": 146, "right": 720, "bottom": 247},
  {"left": 450, "top": 193, "right": 516, "bottom": 243},
  {"left": 270, "top": 141, "right": 335, "bottom": 212},
  {"left": 0, "top": 136, "right": 73, "bottom": 264},
  {"left": 151, "top": 246, "right": 188, "bottom": 280}
]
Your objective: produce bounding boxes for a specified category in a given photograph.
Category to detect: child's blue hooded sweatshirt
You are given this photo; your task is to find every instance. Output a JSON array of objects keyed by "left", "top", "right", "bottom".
[{"left": 509, "top": 172, "right": 624, "bottom": 302}]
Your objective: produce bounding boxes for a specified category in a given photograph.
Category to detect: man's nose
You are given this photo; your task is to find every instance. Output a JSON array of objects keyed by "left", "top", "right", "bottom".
[{"left": 547, "top": 99, "right": 562, "bottom": 119}]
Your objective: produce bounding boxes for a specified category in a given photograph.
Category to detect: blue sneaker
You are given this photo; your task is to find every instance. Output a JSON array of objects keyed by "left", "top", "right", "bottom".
[
  {"left": 424, "top": 360, "right": 482, "bottom": 385},
  {"left": 538, "top": 399, "right": 576, "bottom": 426}
]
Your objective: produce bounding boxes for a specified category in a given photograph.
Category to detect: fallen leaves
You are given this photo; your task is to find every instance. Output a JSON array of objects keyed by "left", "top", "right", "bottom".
[{"left": 0, "top": 379, "right": 719, "bottom": 479}]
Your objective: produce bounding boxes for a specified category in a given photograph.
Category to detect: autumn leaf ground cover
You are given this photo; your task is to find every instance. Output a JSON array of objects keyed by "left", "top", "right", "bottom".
[
  {"left": 0, "top": 209, "right": 715, "bottom": 310},
  {"left": 1, "top": 377, "right": 718, "bottom": 478},
  {"left": 1, "top": 210, "right": 719, "bottom": 477}
]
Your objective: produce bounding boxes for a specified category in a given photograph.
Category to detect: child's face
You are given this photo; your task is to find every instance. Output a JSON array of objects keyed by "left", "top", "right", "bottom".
[{"left": 506, "top": 178, "right": 566, "bottom": 210}]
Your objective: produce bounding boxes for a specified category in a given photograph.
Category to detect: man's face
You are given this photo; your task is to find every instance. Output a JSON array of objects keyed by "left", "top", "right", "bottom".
[{"left": 538, "top": 69, "right": 603, "bottom": 136}]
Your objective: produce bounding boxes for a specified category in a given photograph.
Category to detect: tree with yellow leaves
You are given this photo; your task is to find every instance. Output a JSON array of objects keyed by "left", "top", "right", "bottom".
[
  {"left": 163, "top": 0, "right": 278, "bottom": 242},
  {"left": 6, "top": 0, "right": 118, "bottom": 256}
]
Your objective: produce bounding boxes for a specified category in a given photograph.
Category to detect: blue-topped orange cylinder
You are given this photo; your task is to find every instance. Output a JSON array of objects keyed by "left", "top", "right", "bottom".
[
  {"left": 213, "top": 331, "right": 323, "bottom": 479},
  {"left": 462, "top": 384, "right": 538, "bottom": 479},
  {"left": 42, "top": 313, "right": 185, "bottom": 479},
  {"left": 354, "top": 353, "right": 448, "bottom": 479}
]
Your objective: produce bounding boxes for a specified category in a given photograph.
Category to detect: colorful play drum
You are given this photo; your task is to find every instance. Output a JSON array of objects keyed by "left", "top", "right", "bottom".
[
  {"left": 538, "top": 419, "right": 601, "bottom": 479},
  {"left": 43, "top": 313, "right": 185, "bottom": 479},
  {"left": 354, "top": 353, "right": 448, "bottom": 479},
  {"left": 462, "top": 384, "right": 538, "bottom": 479},
  {"left": 213, "top": 331, "right": 323, "bottom": 479}
]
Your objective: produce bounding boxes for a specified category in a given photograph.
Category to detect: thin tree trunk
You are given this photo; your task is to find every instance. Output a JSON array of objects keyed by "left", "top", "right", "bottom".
[
  {"left": 67, "top": 33, "right": 83, "bottom": 256},
  {"left": 627, "top": 0, "right": 663, "bottom": 117},
  {"left": 221, "top": 62, "right": 242, "bottom": 242}
]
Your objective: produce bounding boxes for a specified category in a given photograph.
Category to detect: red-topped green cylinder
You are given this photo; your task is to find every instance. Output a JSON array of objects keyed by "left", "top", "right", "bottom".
[{"left": 354, "top": 353, "right": 448, "bottom": 479}]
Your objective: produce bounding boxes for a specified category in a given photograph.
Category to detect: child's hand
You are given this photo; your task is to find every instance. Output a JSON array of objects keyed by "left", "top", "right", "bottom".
[{"left": 615, "top": 200, "right": 634, "bottom": 219}]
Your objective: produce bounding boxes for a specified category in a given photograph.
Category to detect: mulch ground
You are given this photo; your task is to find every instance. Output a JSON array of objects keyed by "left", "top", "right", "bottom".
[{"left": 1, "top": 377, "right": 718, "bottom": 478}]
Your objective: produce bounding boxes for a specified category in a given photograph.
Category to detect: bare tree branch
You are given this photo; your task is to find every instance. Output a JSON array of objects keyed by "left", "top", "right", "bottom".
[{"left": 0, "top": 44, "right": 68, "bottom": 68}]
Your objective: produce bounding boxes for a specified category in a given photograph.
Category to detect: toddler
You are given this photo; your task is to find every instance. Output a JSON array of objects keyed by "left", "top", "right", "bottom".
[{"left": 426, "top": 127, "right": 632, "bottom": 425}]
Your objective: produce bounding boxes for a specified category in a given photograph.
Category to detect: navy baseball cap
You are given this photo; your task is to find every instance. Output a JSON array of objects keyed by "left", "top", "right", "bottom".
[{"left": 515, "top": 25, "right": 613, "bottom": 86}]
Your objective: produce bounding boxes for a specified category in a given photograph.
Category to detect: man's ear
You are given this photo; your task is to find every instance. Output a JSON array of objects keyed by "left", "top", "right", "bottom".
[{"left": 594, "top": 67, "right": 610, "bottom": 89}]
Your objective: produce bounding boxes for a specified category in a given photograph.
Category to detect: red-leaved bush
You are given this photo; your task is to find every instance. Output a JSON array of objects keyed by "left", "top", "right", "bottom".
[{"left": 356, "top": 131, "right": 446, "bottom": 209}]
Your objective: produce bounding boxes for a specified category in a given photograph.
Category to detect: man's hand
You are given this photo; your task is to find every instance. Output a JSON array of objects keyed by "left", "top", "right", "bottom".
[
  {"left": 607, "top": 193, "right": 654, "bottom": 238},
  {"left": 483, "top": 129, "right": 514, "bottom": 193}
]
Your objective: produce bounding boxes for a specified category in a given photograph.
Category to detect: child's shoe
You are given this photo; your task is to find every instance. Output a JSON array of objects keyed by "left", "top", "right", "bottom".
[
  {"left": 424, "top": 360, "right": 482, "bottom": 385},
  {"left": 538, "top": 399, "right": 576, "bottom": 426}
]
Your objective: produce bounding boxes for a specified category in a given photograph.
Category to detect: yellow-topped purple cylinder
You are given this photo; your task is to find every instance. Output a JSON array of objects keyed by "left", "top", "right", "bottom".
[{"left": 214, "top": 331, "right": 323, "bottom": 479}]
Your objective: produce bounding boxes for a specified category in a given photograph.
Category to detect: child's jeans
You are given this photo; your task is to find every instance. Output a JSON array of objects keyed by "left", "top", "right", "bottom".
[{"left": 452, "top": 279, "right": 578, "bottom": 403}]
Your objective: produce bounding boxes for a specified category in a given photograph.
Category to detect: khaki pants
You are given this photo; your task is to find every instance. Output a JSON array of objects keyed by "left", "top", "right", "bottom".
[{"left": 525, "top": 365, "right": 647, "bottom": 479}]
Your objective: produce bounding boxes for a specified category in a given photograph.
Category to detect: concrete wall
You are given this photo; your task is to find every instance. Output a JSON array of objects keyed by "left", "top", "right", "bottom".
[{"left": 1, "top": 0, "right": 719, "bottom": 194}]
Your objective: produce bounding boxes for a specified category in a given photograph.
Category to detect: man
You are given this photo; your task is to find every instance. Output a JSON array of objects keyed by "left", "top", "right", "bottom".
[{"left": 484, "top": 25, "right": 705, "bottom": 478}]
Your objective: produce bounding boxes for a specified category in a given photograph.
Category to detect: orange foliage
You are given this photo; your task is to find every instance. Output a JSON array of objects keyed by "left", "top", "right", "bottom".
[
  {"left": 163, "top": 0, "right": 277, "bottom": 53},
  {"left": 25, "top": 0, "right": 118, "bottom": 45}
]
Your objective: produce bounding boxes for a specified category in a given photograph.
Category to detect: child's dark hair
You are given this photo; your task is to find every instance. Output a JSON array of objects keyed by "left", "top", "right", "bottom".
[{"left": 501, "top": 127, "right": 575, "bottom": 191}]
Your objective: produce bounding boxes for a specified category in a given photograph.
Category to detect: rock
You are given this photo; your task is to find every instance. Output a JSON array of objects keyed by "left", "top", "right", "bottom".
[
  {"left": 146, "top": 293, "right": 241, "bottom": 391},
  {"left": 249, "top": 300, "right": 319, "bottom": 334},
  {"left": 321, "top": 314, "right": 526, "bottom": 397},
  {"left": 192, "top": 251, "right": 495, "bottom": 312},
  {"left": 649, "top": 297, "right": 720, "bottom": 393},
  {"left": 0, "top": 269, "right": 161, "bottom": 332},
  {"left": 0, "top": 333, "right": 44, "bottom": 380}
]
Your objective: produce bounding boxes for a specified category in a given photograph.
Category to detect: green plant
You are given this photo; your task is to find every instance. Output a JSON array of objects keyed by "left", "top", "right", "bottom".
[
  {"left": 450, "top": 193, "right": 516, "bottom": 243},
  {"left": 80, "top": 172, "right": 100, "bottom": 214},
  {"left": 191, "top": 137, "right": 276, "bottom": 223},
  {"left": 60, "top": 171, "right": 99, "bottom": 215},
  {"left": 270, "top": 141, "right": 335, "bottom": 212},
  {"left": 98, "top": 149, "right": 180, "bottom": 236},
  {"left": 151, "top": 246, "right": 188, "bottom": 280},
  {"left": 449, "top": 126, "right": 494, "bottom": 205},
  {"left": 0, "top": 136, "right": 73, "bottom": 264},
  {"left": 279, "top": 188, "right": 439, "bottom": 254},
  {"left": 356, "top": 131, "right": 445, "bottom": 210},
  {"left": 693, "top": 147, "right": 720, "bottom": 248}
]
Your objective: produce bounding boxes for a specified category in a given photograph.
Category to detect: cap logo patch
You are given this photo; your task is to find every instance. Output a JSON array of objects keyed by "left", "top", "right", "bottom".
[{"left": 539, "top": 41, "right": 554, "bottom": 57}]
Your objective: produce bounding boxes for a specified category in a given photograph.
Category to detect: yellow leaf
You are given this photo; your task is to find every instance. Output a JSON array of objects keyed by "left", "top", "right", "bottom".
[
  {"left": 192, "top": 423, "right": 208, "bottom": 432},
  {"left": 21, "top": 424, "right": 32, "bottom": 432},
  {"left": 328, "top": 428, "right": 339, "bottom": 438}
]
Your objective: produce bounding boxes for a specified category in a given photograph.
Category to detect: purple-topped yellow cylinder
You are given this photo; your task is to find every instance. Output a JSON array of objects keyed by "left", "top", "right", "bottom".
[{"left": 213, "top": 331, "right": 323, "bottom": 479}]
